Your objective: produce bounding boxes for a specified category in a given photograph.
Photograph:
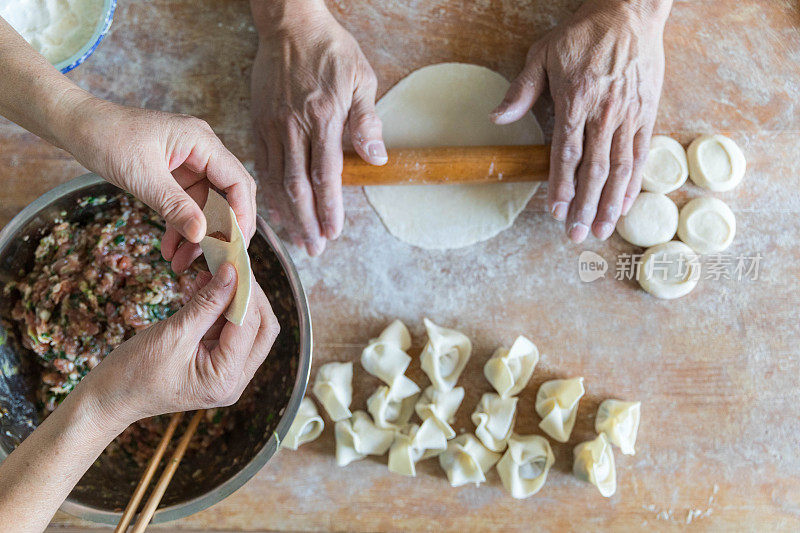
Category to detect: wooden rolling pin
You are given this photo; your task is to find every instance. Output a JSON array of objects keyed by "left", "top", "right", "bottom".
[{"left": 342, "top": 145, "right": 550, "bottom": 186}]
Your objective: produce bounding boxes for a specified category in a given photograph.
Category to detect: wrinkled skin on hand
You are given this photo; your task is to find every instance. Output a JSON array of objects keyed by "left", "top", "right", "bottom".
[
  {"left": 68, "top": 99, "right": 258, "bottom": 272},
  {"left": 83, "top": 263, "right": 280, "bottom": 423},
  {"left": 492, "top": 0, "right": 669, "bottom": 243},
  {"left": 251, "top": 8, "right": 387, "bottom": 256}
]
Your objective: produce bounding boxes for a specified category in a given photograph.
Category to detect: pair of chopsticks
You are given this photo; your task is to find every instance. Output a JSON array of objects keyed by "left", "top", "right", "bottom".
[{"left": 115, "top": 409, "right": 205, "bottom": 532}]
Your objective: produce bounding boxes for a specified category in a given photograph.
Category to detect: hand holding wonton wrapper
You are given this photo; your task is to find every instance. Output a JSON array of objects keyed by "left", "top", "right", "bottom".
[{"left": 199, "top": 190, "right": 253, "bottom": 325}]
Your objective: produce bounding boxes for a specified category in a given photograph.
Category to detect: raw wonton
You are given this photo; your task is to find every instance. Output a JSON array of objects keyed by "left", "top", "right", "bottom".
[
  {"left": 471, "top": 392, "right": 517, "bottom": 452},
  {"left": 312, "top": 361, "right": 353, "bottom": 422},
  {"left": 496, "top": 434, "right": 554, "bottom": 499},
  {"left": 573, "top": 432, "right": 616, "bottom": 497},
  {"left": 334, "top": 411, "right": 395, "bottom": 467},
  {"left": 361, "top": 319, "right": 413, "bottom": 385},
  {"left": 595, "top": 399, "right": 641, "bottom": 455},
  {"left": 388, "top": 418, "right": 448, "bottom": 477},
  {"left": 535, "top": 377, "right": 585, "bottom": 442},
  {"left": 282, "top": 397, "right": 324, "bottom": 450},
  {"left": 415, "top": 385, "right": 465, "bottom": 440},
  {"left": 438, "top": 434, "right": 500, "bottom": 487},
  {"left": 367, "top": 383, "right": 420, "bottom": 429},
  {"left": 483, "top": 335, "right": 539, "bottom": 398},
  {"left": 199, "top": 189, "right": 252, "bottom": 325},
  {"left": 420, "top": 318, "right": 471, "bottom": 391}
]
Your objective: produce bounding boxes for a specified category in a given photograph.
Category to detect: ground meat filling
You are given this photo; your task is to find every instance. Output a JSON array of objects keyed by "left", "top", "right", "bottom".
[{"left": 4, "top": 196, "right": 197, "bottom": 412}]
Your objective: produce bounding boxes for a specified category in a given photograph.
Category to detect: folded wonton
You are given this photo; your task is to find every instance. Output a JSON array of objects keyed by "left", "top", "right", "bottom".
[
  {"left": 367, "top": 382, "right": 420, "bottom": 430},
  {"left": 199, "top": 189, "right": 252, "bottom": 325},
  {"left": 535, "top": 377, "right": 585, "bottom": 442},
  {"left": 414, "top": 385, "right": 465, "bottom": 440},
  {"left": 312, "top": 361, "right": 353, "bottom": 422},
  {"left": 388, "top": 418, "right": 448, "bottom": 477},
  {"left": 334, "top": 410, "right": 395, "bottom": 467},
  {"left": 595, "top": 399, "right": 641, "bottom": 456},
  {"left": 281, "top": 397, "right": 324, "bottom": 451},
  {"left": 438, "top": 434, "right": 500, "bottom": 487},
  {"left": 496, "top": 434, "right": 555, "bottom": 499},
  {"left": 471, "top": 392, "right": 517, "bottom": 452},
  {"left": 483, "top": 336, "right": 539, "bottom": 398},
  {"left": 573, "top": 432, "right": 616, "bottom": 497},
  {"left": 361, "top": 319, "right": 413, "bottom": 385},
  {"left": 420, "top": 318, "right": 471, "bottom": 392}
]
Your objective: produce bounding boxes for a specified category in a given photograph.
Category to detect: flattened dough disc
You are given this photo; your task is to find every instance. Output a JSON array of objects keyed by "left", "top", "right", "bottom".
[{"left": 364, "top": 63, "right": 544, "bottom": 250}]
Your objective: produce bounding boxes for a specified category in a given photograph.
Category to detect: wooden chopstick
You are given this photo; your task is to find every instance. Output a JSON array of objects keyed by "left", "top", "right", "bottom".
[
  {"left": 114, "top": 412, "right": 184, "bottom": 533},
  {"left": 115, "top": 409, "right": 205, "bottom": 532}
]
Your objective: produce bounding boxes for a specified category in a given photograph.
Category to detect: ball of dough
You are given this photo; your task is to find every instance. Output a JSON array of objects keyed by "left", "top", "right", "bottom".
[
  {"left": 615, "top": 192, "right": 678, "bottom": 247},
  {"left": 642, "top": 135, "right": 688, "bottom": 193},
  {"left": 677, "top": 197, "right": 736, "bottom": 254},
  {"left": 637, "top": 241, "right": 700, "bottom": 299},
  {"left": 687, "top": 134, "right": 746, "bottom": 191}
]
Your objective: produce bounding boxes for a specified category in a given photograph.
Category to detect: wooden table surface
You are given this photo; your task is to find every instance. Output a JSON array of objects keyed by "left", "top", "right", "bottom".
[{"left": 1, "top": 0, "right": 798, "bottom": 531}]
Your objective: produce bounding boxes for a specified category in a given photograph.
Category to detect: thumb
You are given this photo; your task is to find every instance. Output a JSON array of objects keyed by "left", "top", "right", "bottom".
[
  {"left": 173, "top": 263, "right": 237, "bottom": 341},
  {"left": 348, "top": 74, "right": 388, "bottom": 166},
  {"left": 144, "top": 173, "right": 207, "bottom": 243},
  {"left": 490, "top": 52, "right": 546, "bottom": 125}
]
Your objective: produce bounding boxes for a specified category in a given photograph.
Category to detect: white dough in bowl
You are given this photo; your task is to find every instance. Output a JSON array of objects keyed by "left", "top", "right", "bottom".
[
  {"left": 637, "top": 241, "right": 700, "bottom": 299},
  {"left": 615, "top": 192, "right": 678, "bottom": 247},
  {"left": 677, "top": 197, "right": 736, "bottom": 254},
  {"left": 364, "top": 63, "right": 544, "bottom": 250},
  {"left": 641, "top": 135, "right": 688, "bottom": 193},
  {"left": 687, "top": 134, "right": 746, "bottom": 191}
]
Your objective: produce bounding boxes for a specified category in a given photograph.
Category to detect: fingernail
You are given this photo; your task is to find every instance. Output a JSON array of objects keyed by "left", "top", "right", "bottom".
[
  {"left": 597, "top": 222, "right": 614, "bottom": 240},
  {"left": 365, "top": 141, "right": 388, "bottom": 164},
  {"left": 568, "top": 222, "right": 589, "bottom": 243},
  {"left": 217, "top": 263, "right": 235, "bottom": 286},
  {"left": 551, "top": 202, "right": 568, "bottom": 221},
  {"left": 323, "top": 223, "right": 339, "bottom": 240},
  {"left": 307, "top": 238, "right": 326, "bottom": 257},
  {"left": 187, "top": 218, "right": 204, "bottom": 243},
  {"left": 490, "top": 103, "right": 508, "bottom": 118}
]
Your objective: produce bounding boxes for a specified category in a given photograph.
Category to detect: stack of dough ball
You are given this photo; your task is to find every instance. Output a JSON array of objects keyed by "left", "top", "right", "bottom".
[
  {"left": 642, "top": 135, "right": 689, "bottom": 193},
  {"left": 615, "top": 192, "right": 679, "bottom": 247},
  {"left": 687, "top": 134, "right": 746, "bottom": 191},
  {"left": 677, "top": 197, "right": 736, "bottom": 254},
  {"left": 637, "top": 241, "right": 700, "bottom": 299}
]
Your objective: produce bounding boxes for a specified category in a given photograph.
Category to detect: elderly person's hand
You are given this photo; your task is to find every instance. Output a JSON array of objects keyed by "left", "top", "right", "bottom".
[
  {"left": 84, "top": 263, "right": 279, "bottom": 420},
  {"left": 250, "top": 0, "right": 386, "bottom": 256},
  {"left": 64, "top": 99, "right": 258, "bottom": 273},
  {"left": 492, "top": 0, "right": 672, "bottom": 243}
]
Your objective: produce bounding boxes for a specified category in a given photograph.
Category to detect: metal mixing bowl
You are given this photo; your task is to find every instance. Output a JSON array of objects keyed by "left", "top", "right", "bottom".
[{"left": 0, "top": 174, "right": 312, "bottom": 524}]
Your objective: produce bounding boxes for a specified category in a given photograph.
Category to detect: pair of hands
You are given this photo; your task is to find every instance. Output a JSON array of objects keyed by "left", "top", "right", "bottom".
[{"left": 252, "top": 0, "right": 670, "bottom": 251}]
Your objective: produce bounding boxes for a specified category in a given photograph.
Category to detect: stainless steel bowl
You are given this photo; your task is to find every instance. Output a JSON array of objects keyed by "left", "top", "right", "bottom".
[{"left": 0, "top": 174, "right": 312, "bottom": 524}]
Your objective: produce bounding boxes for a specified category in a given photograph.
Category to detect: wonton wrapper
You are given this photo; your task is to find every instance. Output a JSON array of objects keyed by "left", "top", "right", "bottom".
[
  {"left": 388, "top": 418, "right": 448, "bottom": 477},
  {"left": 367, "top": 382, "right": 420, "bottom": 430},
  {"left": 334, "top": 410, "right": 395, "bottom": 467},
  {"left": 438, "top": 433, "right": 500, "bottom": 487},
  {"left": 471, "top": 392, "right": 517, "bottom": 452},
  {"left": 415, "top": 385, "right": 465, "bottom": 440},
  {"left": 420, "top": 318, "right": 471, "bottom": 392},
  {"left": 573, "top": 432, "right": 617, "bottom": 497},
  {"left": 361, "top": 319, "right": 413, "bottom": 385},
  {"left": 535, "top": 377, "right": 585, "bottom": 442},
  {"left": 312, "top": 361, "right": 353, "bottom": 422},
  {"left": 496, "top": 434, "right": 555, "bottom": 499},
  {"left": 199, "top": 189, "right": 252, "bottom": 325},
  {"left": 282, "top": 397, "right": 324, "bottom": 450},
  {"left": 595, "top": 399, "right": 641, "bottom": 455},
  {"left": 483, "top": 335, "right": 539, "bottom": 398}
]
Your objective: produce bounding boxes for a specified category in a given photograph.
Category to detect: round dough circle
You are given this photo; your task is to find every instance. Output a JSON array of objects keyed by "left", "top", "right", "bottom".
[
  {"left": 615, "top": 192, "right": 678, "bottom": 247},
  {"left": 687, "top": 134, "right": 746, "bottom": 191},
  {"left": 364, "top": 63, "right": 544, "bottom": 250},
  {"left": 638, "top": 241, "right": 700, "bottom": 299},
  {"left": 641, "top": 135, "right": 688, "bottom": 193},
  {"left": 677, "top": 196, "right": 736, "bottom": 253}
]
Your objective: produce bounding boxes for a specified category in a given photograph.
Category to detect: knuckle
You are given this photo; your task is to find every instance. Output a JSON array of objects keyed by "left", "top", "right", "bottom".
[
  {"left": 585, "top": 161, "right": 610, "bottom": 184},
  {"left": 160, "top": 191, "right": 192, "bottom": 221},
  {"left": 555, "top": 144, "right": 582, "bottom": 167},
  {"left": 192, "top": 286, "right": 220, "bottom": 315},
  {"left": 610, "top": 159, "right": 634, "bottom": 179},
  {"left": 284, "top": 175, "right": 310, "bottom": 204}
]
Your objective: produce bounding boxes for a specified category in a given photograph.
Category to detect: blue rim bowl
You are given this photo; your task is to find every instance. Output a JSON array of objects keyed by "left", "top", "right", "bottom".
[{"left": 55, "top": 0, "right": 117, "bottom": 74}]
